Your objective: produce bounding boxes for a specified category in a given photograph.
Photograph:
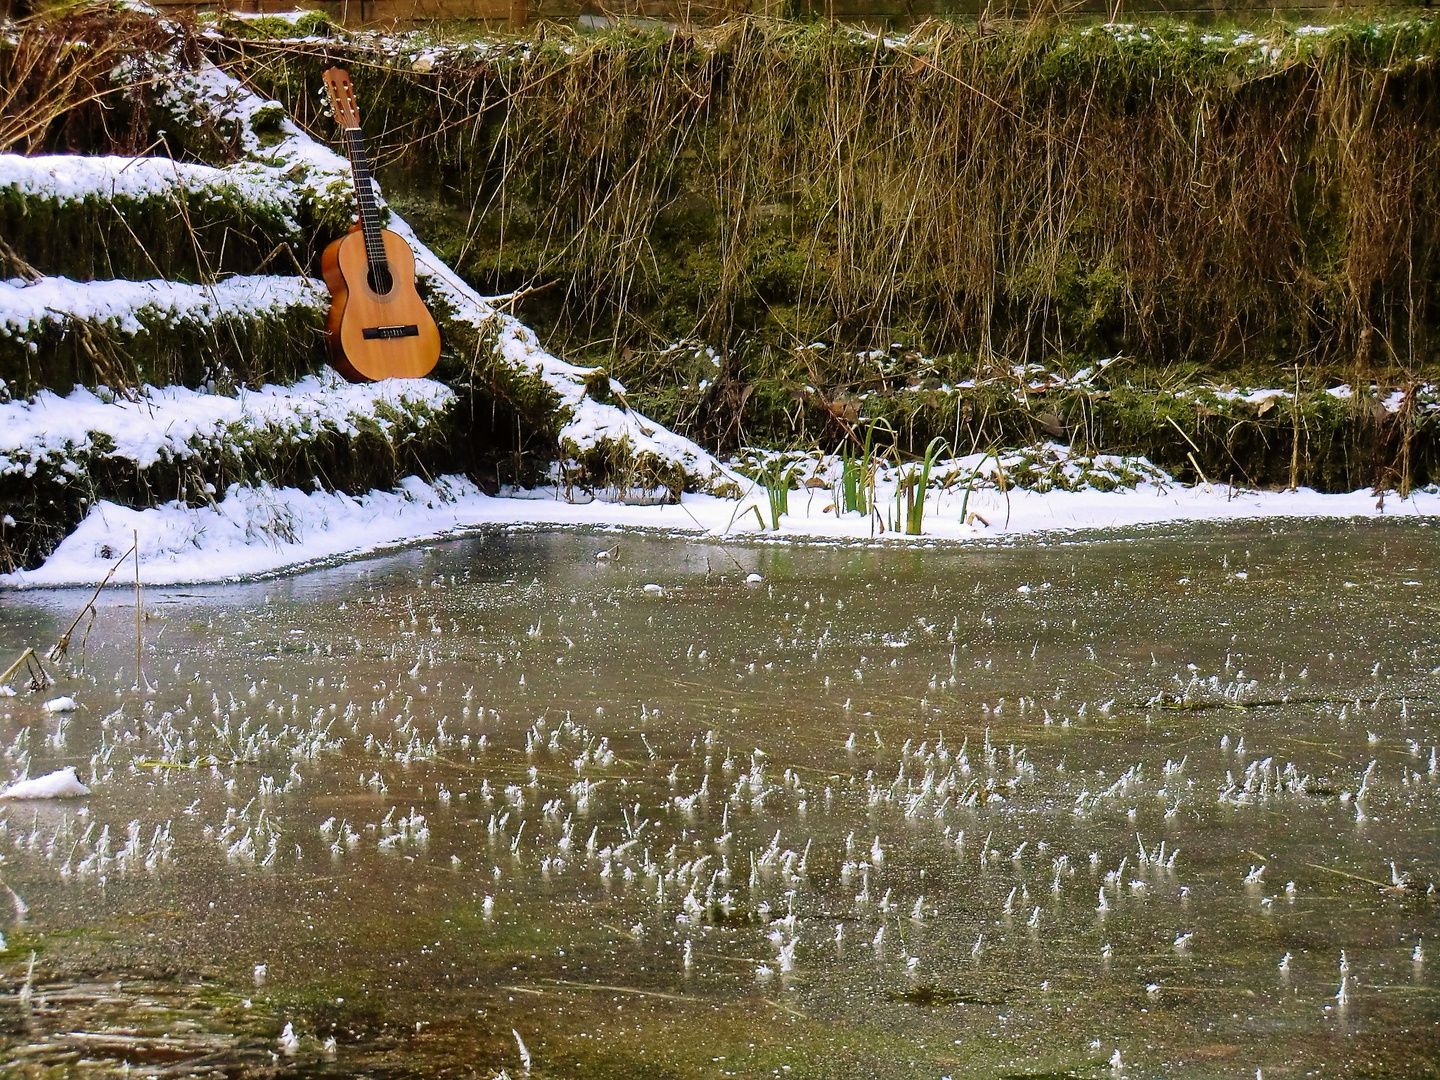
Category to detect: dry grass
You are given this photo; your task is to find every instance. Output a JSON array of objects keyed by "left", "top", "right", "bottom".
[
  {"left": 0, "top": 5, "right": 174, "bottom": 154},
  {"left": 224, "top": 15, "right": 1440, "bottom": 384}
]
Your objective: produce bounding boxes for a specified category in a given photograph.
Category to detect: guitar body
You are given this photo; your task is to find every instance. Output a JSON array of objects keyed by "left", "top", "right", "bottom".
[{"left": 321, "top": 227, "right": 441, "bottom": 382}]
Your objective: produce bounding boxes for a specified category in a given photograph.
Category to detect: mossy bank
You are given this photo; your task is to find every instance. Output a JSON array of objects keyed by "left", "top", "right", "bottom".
[{"left": 224, "top": 13, "right": 1440, "bottom": 485}]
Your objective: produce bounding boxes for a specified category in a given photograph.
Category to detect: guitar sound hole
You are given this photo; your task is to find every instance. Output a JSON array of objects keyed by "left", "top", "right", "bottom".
[{"left": 367, "top": 265, "right": 394, "bottom": 295}]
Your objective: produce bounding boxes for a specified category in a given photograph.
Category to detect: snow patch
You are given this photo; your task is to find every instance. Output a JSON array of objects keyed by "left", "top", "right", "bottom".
[{"left": 0, "top": 767, "right": 90, "bottom": 800}]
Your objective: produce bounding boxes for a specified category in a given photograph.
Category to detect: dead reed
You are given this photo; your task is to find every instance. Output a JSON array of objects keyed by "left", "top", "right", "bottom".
[
  {"left": 0, "top": 6, "right": 172, "bottom": 155},
  {"left": 225, "top": 15, "right": 1440, "bottom": 386}
]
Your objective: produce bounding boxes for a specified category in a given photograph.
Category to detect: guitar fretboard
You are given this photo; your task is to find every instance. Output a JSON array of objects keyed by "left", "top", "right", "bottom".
[{"left": 343, "top": 128, "right": 391, "bottom": 289}]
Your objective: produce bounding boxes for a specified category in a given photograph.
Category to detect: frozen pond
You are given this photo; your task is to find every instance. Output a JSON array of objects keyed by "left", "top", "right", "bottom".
[{"left": 0, "top": 522, "right": 1437, "bottom": 1077}]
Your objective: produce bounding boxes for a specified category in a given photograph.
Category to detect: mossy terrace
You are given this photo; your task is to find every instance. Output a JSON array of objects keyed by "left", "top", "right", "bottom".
[
  {"left": 0, "top": 5, "right": 734, "bottom": 573},
  {"left": 221, "top": 12, "right": 1440, "bottom": 488}
]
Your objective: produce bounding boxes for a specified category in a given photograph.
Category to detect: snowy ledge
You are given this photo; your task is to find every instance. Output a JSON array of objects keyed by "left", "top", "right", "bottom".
[
  {"left": 0, "top": 152, "right": 304, "bottom": 227},
  {"left": 4, "top": 472, "right": 1437, "bottom": 588},
  {"left": 0, "top": 274, "right": 325, "bottom": 342},
  {"left": 216, "top": 13, "right": 1438, "bottom": 78},
  {"left": 0, "top": 369, "right": 454, "bottom": 476}
]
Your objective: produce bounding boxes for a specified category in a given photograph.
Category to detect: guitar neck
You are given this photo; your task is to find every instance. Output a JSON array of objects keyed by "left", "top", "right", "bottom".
[{"left": 342, "top": 128, "right": 389, "bottom": 269}]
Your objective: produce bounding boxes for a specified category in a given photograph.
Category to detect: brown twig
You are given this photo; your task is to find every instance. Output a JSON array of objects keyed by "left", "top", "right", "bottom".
[
  {"left": 0, "top": 649, "right": 52, "bottom": 693},
  {"left": 48, "top": 542, "right": 136, "bottom": 664}
]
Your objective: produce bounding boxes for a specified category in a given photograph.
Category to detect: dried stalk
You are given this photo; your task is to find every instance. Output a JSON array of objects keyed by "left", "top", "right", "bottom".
[
  {"left": 48, "top": 542, "right": 136, "bottom": 664},
  {"left": 0, "top": 648, "right": 51, "bottom": 692},
  {"left": 224, "top": 16, "right": 1440, "bottom": 386}
]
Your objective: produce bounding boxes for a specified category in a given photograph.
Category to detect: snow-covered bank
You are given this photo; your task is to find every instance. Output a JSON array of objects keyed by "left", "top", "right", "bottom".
[
  {"left": 1, "top": 371, "right": 454, "bottom": 476},
  {"left": 0, "top": 275, "right": 325, "bottom": 346},
  {"left": 5, "top": 471, "right": 1436, "bottom": 587}
]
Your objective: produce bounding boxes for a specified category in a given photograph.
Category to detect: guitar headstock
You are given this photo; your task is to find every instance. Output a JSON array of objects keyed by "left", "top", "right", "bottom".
[{"left": 322, "top": 67, "right": 361, "bottom": 131}]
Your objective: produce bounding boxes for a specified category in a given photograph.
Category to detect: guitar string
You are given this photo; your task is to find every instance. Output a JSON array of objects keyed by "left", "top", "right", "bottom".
[{"left": 344, "top": 127, "right": 392, "bottom": 292}]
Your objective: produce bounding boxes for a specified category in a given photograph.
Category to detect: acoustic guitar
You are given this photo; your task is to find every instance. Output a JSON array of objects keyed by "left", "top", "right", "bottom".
[{"left": 320, "top": 67, "right": 440, "bottom": 382}]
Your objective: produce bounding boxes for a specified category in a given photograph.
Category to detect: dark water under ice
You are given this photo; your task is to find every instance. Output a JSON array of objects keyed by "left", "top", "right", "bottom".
[{"left": 0, "top": 520, "right": 1437, "bottom": 1078}]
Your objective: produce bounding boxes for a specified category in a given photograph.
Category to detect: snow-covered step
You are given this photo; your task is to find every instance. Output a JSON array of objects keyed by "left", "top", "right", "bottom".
[
  {"left": 0, "top": 371, "right": 460, "bottom": 573},
  {"left": 0, "top": 153, "right": 302, "bottom": 218},
  {"left": 0, "top": 273, "right": 328, "bottom": 393},
  {"left": 0, "top": 370, "right": 456, "bottom": 475},
  {"left": 0, "top": 152, "right": 319, "bottom": 282}
]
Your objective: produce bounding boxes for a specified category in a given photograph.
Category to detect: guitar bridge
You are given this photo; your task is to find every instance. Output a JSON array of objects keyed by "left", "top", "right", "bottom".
[{"left": 362, "top": 324, "right": 420, "bottom": 340}]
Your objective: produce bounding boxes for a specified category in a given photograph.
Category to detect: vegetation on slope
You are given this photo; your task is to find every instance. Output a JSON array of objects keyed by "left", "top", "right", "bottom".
[{"left": 222, "top": 12, "right": 1440, "bottom": 485}]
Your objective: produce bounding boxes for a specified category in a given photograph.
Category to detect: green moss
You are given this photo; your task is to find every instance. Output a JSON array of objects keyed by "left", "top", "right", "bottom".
[
  {"left": 0, "top": 186, "right": 309, "bottom": 284},
  {"left": 215, "top": 11, "right": 337, "bottom": 41},
  {"left": 247, "top": 102, "right": 289, "bottom": 147},
  {"left": 0, "top": 300, "right": 328, "bottom": 396}
]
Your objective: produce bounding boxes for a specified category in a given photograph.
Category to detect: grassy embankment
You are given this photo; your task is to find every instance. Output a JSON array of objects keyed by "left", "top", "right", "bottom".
[{"left": 226, "top": 12, "right": 1440, "bottom": 491}]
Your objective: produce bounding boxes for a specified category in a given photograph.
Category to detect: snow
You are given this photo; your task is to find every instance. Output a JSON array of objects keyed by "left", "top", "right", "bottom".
[
  {"left": 0, "top": 152, "right": 300, "bottom": 225},
  {"left": 224, "top": 7, "right": 315, "bottom": 21},
  {"left": 1184, "top": 382, "right": 1435, "bottom": 415},
  {"left": 1, "top": 369, "right": 454, "bottom": 476},
  {"left": 0, "top": 766, "right": 90, "bottom": 800},
  {"left": 4, "top": 468, "right": 1438, "bottom": 588},
  {"left": 559, "top": 394, "right": 730, "bottom": 486},
  {"left": 42, "top": 696, "right": 77, "bottom": 713},
  {"left": 0, "top": 274, "right": 324, "bottom": 340},
  {"left": 152, "top": 62, "right": 355, "bottom": 203},
  {"left": 1209, "top": 387, "right": 1291, "bottom": 407}
]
